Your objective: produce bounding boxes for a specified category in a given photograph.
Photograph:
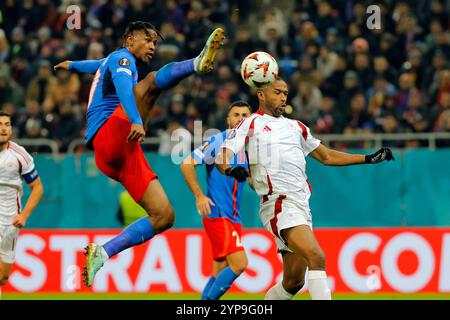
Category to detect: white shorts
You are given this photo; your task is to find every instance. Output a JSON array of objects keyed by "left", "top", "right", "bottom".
[
  {"left": 0, "top": 224, "right": 19, "bottom": 264},
  {"left": 259, "top": 193, "right": 312, "bottom": 252}
]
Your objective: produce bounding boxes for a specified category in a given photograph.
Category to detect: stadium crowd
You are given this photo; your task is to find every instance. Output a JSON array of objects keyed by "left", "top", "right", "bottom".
[{"left": 0, "top": 0, "right": 449, "bottom": 152}]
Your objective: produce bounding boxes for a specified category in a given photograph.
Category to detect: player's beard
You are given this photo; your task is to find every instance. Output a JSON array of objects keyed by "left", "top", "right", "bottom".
[{"left": 270, "top": 102, "right": 285, "bottom": 117}]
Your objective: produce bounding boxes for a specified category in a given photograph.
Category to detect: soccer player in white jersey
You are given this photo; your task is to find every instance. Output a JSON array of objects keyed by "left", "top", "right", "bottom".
[
  {"left": 215, "top": 79, "right": 394, "bottom": 300},
  {"left": 0, "top": 111, "right": 43, "bottom": 295}
]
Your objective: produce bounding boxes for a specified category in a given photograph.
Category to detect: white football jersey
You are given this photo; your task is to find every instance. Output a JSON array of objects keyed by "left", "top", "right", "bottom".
[
  {"left": 223, "top": 110, "right": 320, "bottom": 202},
  {"left": 0, "top": 141, "right": 36, "bottom": 225}
]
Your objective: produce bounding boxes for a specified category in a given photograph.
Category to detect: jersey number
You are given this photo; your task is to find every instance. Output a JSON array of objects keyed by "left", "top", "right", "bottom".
[{"left": 232, "top": 231, "right": 243, "bottom": 247}]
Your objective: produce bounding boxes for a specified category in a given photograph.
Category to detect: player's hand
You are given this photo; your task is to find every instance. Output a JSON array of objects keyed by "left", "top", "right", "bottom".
[
  {"left": 365, "top": 147, "right": 395, "bottom": 164},
  {"left": 225, "top": 166, "right": 248, "bottom": 182},
  {"left": 127, "top": 124, "right": 146, "bottom": 143},
  {"left": 196, "top": 194, "right": 215, "bottom": 216},
  {"left": 54, "top": 60, "right": 72, "bottom": 71},
  {"left": 13, "top": 214, "right": 28, "bottom": 229}
]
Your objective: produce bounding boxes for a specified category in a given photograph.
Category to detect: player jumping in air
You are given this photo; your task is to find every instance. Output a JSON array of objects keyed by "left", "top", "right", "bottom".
[
  {"left": 215, "top": 79, "right": 394, "bottom": 300},
  {"left": 0, "top": 111, "right": 43, "bottom": 297},
  {"left": 54, "top": 21, "right": 225, "bottom": 287},
  {"left": 181, "top": 101, "right": 252, "bottom": 300}
]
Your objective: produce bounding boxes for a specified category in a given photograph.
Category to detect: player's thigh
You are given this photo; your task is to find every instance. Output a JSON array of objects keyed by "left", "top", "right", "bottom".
[
  {"left": 134, "top": 71, "right": 162, "bottom": 123},
  {"left": 281, "top": 225, "right": 325, "bottom": 267},
  {"left": 281, "top": 251, "right": 308, "bottom": 290},
  {"left": 139, "top": 179, "right": 174, "bottom": 219}
]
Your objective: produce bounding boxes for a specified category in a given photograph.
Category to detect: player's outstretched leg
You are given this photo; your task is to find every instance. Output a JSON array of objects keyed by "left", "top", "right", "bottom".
[
  {"left": 134, "top": 27, "right": 225, "bottom": 124},
  {"left": 82, "top": 180, "right": 174, "bottom": 287},
  {"left": 153, "top": 27, "right": 225, "bottom": 90}
]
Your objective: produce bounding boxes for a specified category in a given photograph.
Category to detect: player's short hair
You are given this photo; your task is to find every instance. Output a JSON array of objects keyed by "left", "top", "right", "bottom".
[
  {"left": 123, "top": 21, "right": 164, "bottom": 42},
  {"left": 0, "top": 111, "right": 11, "bottom": 119},
  {"left": 227, "top": 101, "right": 252, "bottom": 114}
]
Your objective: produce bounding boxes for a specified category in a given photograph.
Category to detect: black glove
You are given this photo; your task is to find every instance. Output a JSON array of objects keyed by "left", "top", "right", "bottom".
[
  {"left": 365, "top": 147, "right": 395, "bottom": 164},
  {"left": 225, "top": 166, "right": 248, "bottom": 182}
]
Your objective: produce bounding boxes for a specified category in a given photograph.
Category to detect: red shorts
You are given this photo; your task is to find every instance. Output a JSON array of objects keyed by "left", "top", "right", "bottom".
[
  {"left": 93, "top": 104, "right": 158, "bottom": 202},
  {"left": 202, "top": 217, "right": 244, "bottom": 260}
]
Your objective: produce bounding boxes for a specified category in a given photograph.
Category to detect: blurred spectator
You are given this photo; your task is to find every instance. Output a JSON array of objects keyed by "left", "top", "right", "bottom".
[
  {"left": 291, "top": 80, "right": 322, "bottom": 126},
  {"left": 51, "top": 99, "right": 82, "bottom": 152},
  {"left": 184, "top": 1, "right": 213, "bottom": 58},
  {"left": 344, "top": 93, "right": 373, "bottom": 134},
  {"left": 373, "top": 56, "right": 398, "bottom": 85},
  {"left": 0, "top": 69, "right": 24, "bottom": 106},
  {"left": 315, "top": 1, "right": 341, "bottom": 39},
  {"left": 317, "top": 45, "right": 338, "bottom": 79},
  {"left": 401, "top": 88, "right": 432, "bottom": 133},
  {"left": 338, "top": 70, "right": 362, "bottom": 114},
  {"left": 43, "top": 68, "right": 80, "bottom": 113},
  {"left": 0, "top": 29, "right": 9, "bottom": 62},
  {"left": 395, "top": 72, "right": 416, "bottom": 113},
  {"left": 166, "top": 0, "right": 185, "bottom": 34},
  {"left": 367, "top": 76, "right": 397, "bottom": 118},
  {"left": 27, "top": 60, "right": 57, "bottom": 105},
  {"left": 18, "top": 100, "right": 50, "bottom": 141},
  {"left": 313, "top": 96, "right": 344, "bottom": 134}
]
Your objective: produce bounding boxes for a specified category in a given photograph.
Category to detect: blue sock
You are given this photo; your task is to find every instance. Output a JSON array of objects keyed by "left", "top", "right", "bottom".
[
  {"left": 201, "top": 276, "right": 216, "bottom": 300},
  {"left": 205, "top": 267, "right": 239, "bottom": 300},
  {"left": 103, "top": 217, "right": 154, "bottom": 258},
  {"left": 155, "top": 59, "right": 195, "bottom": 90}
]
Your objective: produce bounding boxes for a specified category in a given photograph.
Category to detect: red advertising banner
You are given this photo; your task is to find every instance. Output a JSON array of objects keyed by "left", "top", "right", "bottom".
[{"left": 3, "top": 228, "right": 450, "bottom": 293}]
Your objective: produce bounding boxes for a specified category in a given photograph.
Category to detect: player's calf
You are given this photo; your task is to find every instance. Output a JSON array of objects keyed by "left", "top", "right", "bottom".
[
  {"left": 0, "top": 275, "right": 8, "bottom": 286},
  {"left": 282, "top": 277, "right": 305, "bottom": 295}
]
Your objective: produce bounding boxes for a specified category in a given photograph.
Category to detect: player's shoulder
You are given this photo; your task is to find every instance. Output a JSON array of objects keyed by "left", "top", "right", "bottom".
[
  {"left": 287, "top": 117, "right": 309, "bottom": 130},
  {"left": 234, "top": 112, "right": 263, "bottom": 130},
  {"left": 7, "top": 141, "right": 33, "bottom": 160},
  {"left": 108, "top": 48, "right": 136, "bottom": 67}
]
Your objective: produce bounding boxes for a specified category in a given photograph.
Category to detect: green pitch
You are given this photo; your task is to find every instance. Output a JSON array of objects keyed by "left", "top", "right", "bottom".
[{"left": 2, "top": 293, "right": 450, "bottom": 300}]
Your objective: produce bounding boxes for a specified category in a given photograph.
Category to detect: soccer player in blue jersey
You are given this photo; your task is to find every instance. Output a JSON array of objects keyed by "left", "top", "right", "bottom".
[
  {"left": 54, "top": 21, "right": 225, "bottom": 287},
  {"left": 180, "top": 101, "right": 252, "bottom": 300}
]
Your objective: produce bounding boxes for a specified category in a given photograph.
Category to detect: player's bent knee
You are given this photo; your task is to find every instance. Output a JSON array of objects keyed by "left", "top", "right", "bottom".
[
  {"left": 229, "top": 258, "right": 248, "bottom": 275},
  {"left": 152, "top": 205, "right": 175, "bottom": 233},
  {"left": 305, "top": 248, "right": 326, "bottom": 270}
]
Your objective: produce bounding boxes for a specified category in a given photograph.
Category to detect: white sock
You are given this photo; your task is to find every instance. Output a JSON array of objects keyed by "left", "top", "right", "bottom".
[
  {"left": 307, "top": 270, "right": 332, "bottom": 300},
  {"left": 100, "top": 246, "right": 109, "bottom": 261},
  {"left": 264, "top": 282, "right": 294, "bottom": 300}
]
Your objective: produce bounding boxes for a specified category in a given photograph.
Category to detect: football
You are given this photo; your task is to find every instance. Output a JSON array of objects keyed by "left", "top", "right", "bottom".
[{"left": 240, "top": 51, "right": 279, "bottom": 88}]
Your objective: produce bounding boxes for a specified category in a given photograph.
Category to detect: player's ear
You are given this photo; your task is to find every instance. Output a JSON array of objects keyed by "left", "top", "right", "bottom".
[{"left": 257, "top": 90, "right": 265, "bottom": 102}]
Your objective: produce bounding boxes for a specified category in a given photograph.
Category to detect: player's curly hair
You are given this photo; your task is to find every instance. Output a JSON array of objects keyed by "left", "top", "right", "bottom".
[{"left": 122, "top": 21, "right": 165, "bottom": 43}]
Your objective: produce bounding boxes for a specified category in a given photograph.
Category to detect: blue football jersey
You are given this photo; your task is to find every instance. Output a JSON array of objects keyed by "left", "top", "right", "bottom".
[
  {"left": 191, "top": 130, "right": 248, "bottom": 223},
  {"left": 84, "top": 48, "right": 139, "bottom": 148}
]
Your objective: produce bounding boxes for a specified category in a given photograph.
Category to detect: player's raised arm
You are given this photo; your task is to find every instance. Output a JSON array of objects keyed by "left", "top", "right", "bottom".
[
  {"left": 309, "top": 144, "right": 394, "bottom": 166},
  {"left": 54, "top": 59, "right": 105, "bottom": 74}
]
